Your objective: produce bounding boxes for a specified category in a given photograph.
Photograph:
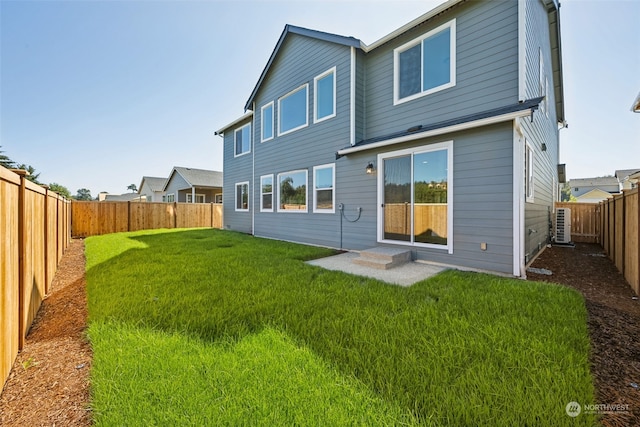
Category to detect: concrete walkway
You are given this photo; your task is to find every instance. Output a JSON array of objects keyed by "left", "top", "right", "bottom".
[{"left": 306, "top": 251, "right": 447, "bottom": 287}]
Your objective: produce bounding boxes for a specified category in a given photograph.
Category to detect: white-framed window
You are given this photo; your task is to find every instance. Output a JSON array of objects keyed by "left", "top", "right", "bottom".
[
  {"left": 234, "top": 123, "right": 251, "bottom": 157},
  {"left": 166, "top": 193, "right": 175, "bottom": 203},
  {"left": 313, "top": 163, "right": 335, "bottom": 213},
  {"left": 525, "top": 142, "right": 534, "bottom": 203},
  {"left": 314, "top": 67, "right": 336, "bottom": 123},
  {"left": 214, "top": 193, "right": 222, "bottom": 204},
  {"left": 378, "top": 141, "right": 453, "bottom": 253},
  {"left": 278, "top": 84, "right": 308, "bottom": 136},
  {"left": 260, "top": 174, "right": 273, "bottom": 212},
  {"left": 261, "top": 102, "right": 274, "bottom": 142},
  {"left": 235, "top": 182, "right": 249, "bottom": 211},
  {"left": 186, "top": 194, "right": 205, "bottom": 203},
  {"left": 277, "top": 170, "right": 308, "bottom": 212},
  {"left": 393, "top": 19, "right": 456, "bottom": 105}
]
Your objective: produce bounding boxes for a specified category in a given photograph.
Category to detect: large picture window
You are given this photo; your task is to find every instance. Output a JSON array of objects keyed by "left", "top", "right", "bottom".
[
  {"left": 260, "top": 174, "right": 273, "bottom": 212},
  {"left": 378, "top": 142, "right": 453, "bottom": 252},
  {"left": 313, "top": 164, "right": 335, "bottom": 213},
  {"left": 235, "top": 182, "right": 249, "bottom": 211},
  {"left": 314, "top": 67, "right": 336, "bottom": 123},
  {"left": 278, "top": 170, "right": 307, "bottom": 212},
  {"left": 394, "top": 19, "right": 456, "bottom": 104},
  {"left": 234, "top": 123, "right": 251, "bottom": 156},
  {"left": 278, "top": 84, "right": 308, "bottom": 135},
  {"left": 261, "top": 102, "right": 274, "bottom": 142}
]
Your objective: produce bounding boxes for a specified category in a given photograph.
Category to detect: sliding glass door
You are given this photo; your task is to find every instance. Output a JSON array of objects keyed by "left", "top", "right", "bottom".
[{"left": 380, "top": 142, "right": 452, "bottom": 251}]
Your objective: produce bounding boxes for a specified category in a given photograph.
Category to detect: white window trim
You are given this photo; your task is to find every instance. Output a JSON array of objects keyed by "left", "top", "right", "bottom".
[
  {"left": 214, "top": 193, "right": 222, "bottom": 204},
  {"left": 235, "top": 181, "right": 249, "bottom": 212},
  {"left": 376, "top": 141, "right": 453, "bottom": 254},
  {"left": 186, "top": 193, "right": 206, "bottom": 203},
  {"left": 277, "top": 84, "right": 309, "bottom": 136},
  {"left": 313, "top": 67, "right": 337, "bottom": 124},
  {"left": 312, "top": 163, "right": 335, "bottom": 213},
  {"left": 277, "top": 169, "right": 308, "bottom": 213},
  {"left": 166, "top": 193, "right": 175, "bottom": 203},
  {"left": 525, "top": 141, "right": 534, "bottom": 203},
  {"left": 260, "top": 102, "right": 274, "bottom": 143},
  {"left": 393, "top": 19, "right": 456, "bottom": 106},
  {"left": 260, "top": 174, "right": 274, "bottom": 212},
  {"left": 234, "top": 123, "right": 251, "bottom": 157}
]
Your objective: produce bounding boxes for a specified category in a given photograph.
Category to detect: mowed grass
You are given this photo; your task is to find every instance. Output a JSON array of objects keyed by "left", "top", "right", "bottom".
[{"left": 85, "top": 228, "right": 596, "bottom": 426}]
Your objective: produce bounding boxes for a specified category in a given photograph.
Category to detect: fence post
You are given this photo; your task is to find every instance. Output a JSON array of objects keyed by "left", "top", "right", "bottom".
[
  {"left": 174, "top": 202, "right": 178, "bottom": 229},
  {"left": 15, "top": 170, "right": 27, "bottom": 350},
  {"left": 43, "top": 186, "right": 50, "bottom": 295}
]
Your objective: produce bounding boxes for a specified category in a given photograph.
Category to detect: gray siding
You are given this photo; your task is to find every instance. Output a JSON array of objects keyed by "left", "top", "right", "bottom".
[
  {"left": 222, "top": 116, "right": 253, "bottom": 233},
  {"left": 164, "top": 173, "right": 190, "bottom": 202},
  {"left": 338, "top": 122, "right": 515, "bottom": 274},
  {"left": 363, "top": 0, "right": 519, "bottom": 142},
  {"left": 521, "top": 0, "right": 560, "bottom": 263},
  {"left": 251, "top": 35, "right": 353, "bottom": 247}
]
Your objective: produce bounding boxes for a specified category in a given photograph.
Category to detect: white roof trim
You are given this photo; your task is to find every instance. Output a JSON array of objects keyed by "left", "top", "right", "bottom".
[
  {"left": 363, "top": 0, "right": 463, "bottom": 52},
  {"left": 337, "top": 108, "right": 531, "bottom": 156},
  {"left": 215, "top": 111, "right": 254, "bottom": 136}
]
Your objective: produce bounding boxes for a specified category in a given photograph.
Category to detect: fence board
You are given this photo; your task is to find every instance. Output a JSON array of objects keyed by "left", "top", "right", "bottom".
[
  {"left": 72, "top": 201, "right": 223, "bottom": 237},
  {"left": 555, "top": 202, "right": 601, "bottom": 243},
  {"left": 1, "top": 167, "right": 71, "bottom": 389},
  {"left": 624, "top": 191, "right": 639, "bottom": 294}
]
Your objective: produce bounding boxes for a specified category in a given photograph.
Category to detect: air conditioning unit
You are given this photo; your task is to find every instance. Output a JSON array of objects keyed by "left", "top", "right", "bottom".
[{"left": 555, "top": 208, "right": 571, "bottom": 244}]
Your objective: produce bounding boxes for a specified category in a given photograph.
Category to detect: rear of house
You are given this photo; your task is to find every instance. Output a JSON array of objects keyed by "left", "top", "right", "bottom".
[{"left": 217, "top": 0, "right": 564, "bottom": 276}]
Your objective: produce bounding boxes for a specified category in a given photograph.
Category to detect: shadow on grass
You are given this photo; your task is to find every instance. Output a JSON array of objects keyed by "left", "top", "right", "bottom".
[{"left": 85, "top": 228, "right": 596, "bottom": 426}]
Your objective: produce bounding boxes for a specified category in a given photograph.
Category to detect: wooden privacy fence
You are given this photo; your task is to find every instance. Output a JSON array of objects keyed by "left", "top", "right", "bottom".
[
  {"left": 1, "top": 167, "right": 71, "bottom": 390},
  {"left": 555, "top": 202, "right": 601, "bottom": 243},
  {"left": 71, "top": 201, "right": 223, "bottom": 237},
  {"left": 600, "top": 189, "right": 639, "bottom": 295}
]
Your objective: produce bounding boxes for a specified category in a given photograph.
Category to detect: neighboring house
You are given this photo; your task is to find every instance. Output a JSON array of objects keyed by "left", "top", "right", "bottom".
[
  {"left": 575, "top": 189, "right": 614, "bottom": 204},
  {"left": 138, "top": 176, "right": 167, "bottom": 202},
  {"left": 101, "top": 193, "right": 146, "bottom": 202},
  {"left": 615, "top": 168, "right": 640, "bottom": 191},
  {"left": 216, "top": 0, "right": 565, "bottom": 276},
  {"left": 569, "top": 177, "right": 620, "bottom": 199},
  {"left": 163, "top": 166, "right": 223, "bottom": 203}
]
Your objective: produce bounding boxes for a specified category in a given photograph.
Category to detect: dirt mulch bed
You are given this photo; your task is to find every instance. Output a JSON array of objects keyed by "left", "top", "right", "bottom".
[
  {"left": 527, "top": 243, "right": 640, "bottom": 427},
  {"left": 0, "top": 239, "right": 91, "bottom": 426},
  {"left": 1, "top": 239, "right": 638, "bottom": 426}
]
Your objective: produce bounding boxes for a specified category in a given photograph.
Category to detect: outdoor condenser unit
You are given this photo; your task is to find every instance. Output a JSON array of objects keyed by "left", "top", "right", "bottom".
[{"left": 555, "top": 208, "right": 571, "bottom": 244}]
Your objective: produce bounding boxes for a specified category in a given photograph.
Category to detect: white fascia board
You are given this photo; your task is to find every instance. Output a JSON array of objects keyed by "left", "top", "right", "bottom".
[
  {"left": 215, "top": 111, "right": 254, "bottom": 136},
  {"left": 363, "top": 0, "right": 463, "bottom": 52},
  {"left": 337, "top": 108, "right": 532, "bottom": 156}
]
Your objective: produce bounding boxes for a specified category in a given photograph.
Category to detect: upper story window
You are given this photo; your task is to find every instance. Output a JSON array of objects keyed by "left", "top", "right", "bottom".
[
  {"left": 261, "top": 102, "right": 274, "bottom": 142},
  {"left": 393, "top": 19, "right": 456, "bottom": 105},
  {"left": 314, "top": 67, "right": 336, "bottom": 123},
  {"left": 278, "top": 84, "right": 308, "bottom": 136},
  {"left": 234, "top": 123, "right": 251, "bottom": 157}
]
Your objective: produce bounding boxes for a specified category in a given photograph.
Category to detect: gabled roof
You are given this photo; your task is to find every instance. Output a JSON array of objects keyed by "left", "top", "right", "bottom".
[
  {"left": 138, "top": 176, "right": 167, "bottom": 193},
  {"left": 104, "top": 193, "right": 146, "bottom": 202},
  {"left": 569, "top": 176, "right": 619, "bottom": 188},
  {"left": 337, "top": 97, "right": 543, "bottom": 157},
  {"left": 576, "top": 188, "right": 614, "bottom": 202},
  {"left": 615, "top": 168, "right": 640, "bottom": 181},
  {"left": 244, "top": 25, "right": 362, "bottom": 111},
  {"left": 163, "top": 166, "right": 223, "bottom": 191},
  {"left": 215, "top": 111, "right": 253, "bottom": 136}
]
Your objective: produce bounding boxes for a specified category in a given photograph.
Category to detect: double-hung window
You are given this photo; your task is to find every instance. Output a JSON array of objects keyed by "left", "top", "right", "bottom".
[
  {"left": 394, "top": 19, "right": 456, "bottom": 105},
  {"left": 277, "top": 170, "right": 307, "bottom": 212},
  {"left": 260, "top": 175, "right": 273, "bottom": 212},
  {"left": 313, "top": 164, "right": 335, "bottom": 213},
  {"left": 261, "top": 102, "right": 274, "bottom": 142},
  {"left": 235, "top": 182, "right": 249, "bottom": 211},
  {"left": 234, "top": 123, "right": 251, "bottom": 156},
  {"left": 278, "top": 84, "right": 308, "bottom": 136},
  {"left": 314, "top": 67, "right": 336, "bottom": 123}
]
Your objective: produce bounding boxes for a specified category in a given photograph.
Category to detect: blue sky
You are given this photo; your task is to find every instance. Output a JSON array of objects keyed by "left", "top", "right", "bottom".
[{"left": 1, "top": 0, "right": 638, "bottom": 197}]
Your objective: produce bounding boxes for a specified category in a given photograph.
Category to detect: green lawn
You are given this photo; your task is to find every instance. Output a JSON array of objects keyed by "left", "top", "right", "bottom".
[{"left": 85, "top": 228, "right": 596, "bottom": 426}]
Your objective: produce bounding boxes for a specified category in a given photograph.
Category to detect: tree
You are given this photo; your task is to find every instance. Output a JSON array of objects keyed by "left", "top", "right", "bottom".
[
  {"left": 49, "top": 183, "right": 72, "bottom": 199},
  {"left": 0, "top": 145, "right": 15, "bottom": 169},
  {"left": 75, "top": 188, "right": 92, "bottom": 201},
  {"left": 127, "top": 183, "right": 138, "bottom": 193},
  {"left": 560, "top": 182, "right": 576, "bottom": 202},
  {"left": 15, "top": 163, "right": 42, "bottom": 185}
]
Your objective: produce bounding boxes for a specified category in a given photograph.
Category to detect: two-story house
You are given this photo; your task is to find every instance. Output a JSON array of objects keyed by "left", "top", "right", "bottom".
[{"left": 216, "top": 0, "right": 564, "bottom": 277}]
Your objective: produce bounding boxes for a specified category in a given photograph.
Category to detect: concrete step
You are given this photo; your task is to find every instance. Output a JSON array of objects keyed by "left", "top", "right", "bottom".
[{"left": 352, "top": 247, "right": 411, "bottom": 270}]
